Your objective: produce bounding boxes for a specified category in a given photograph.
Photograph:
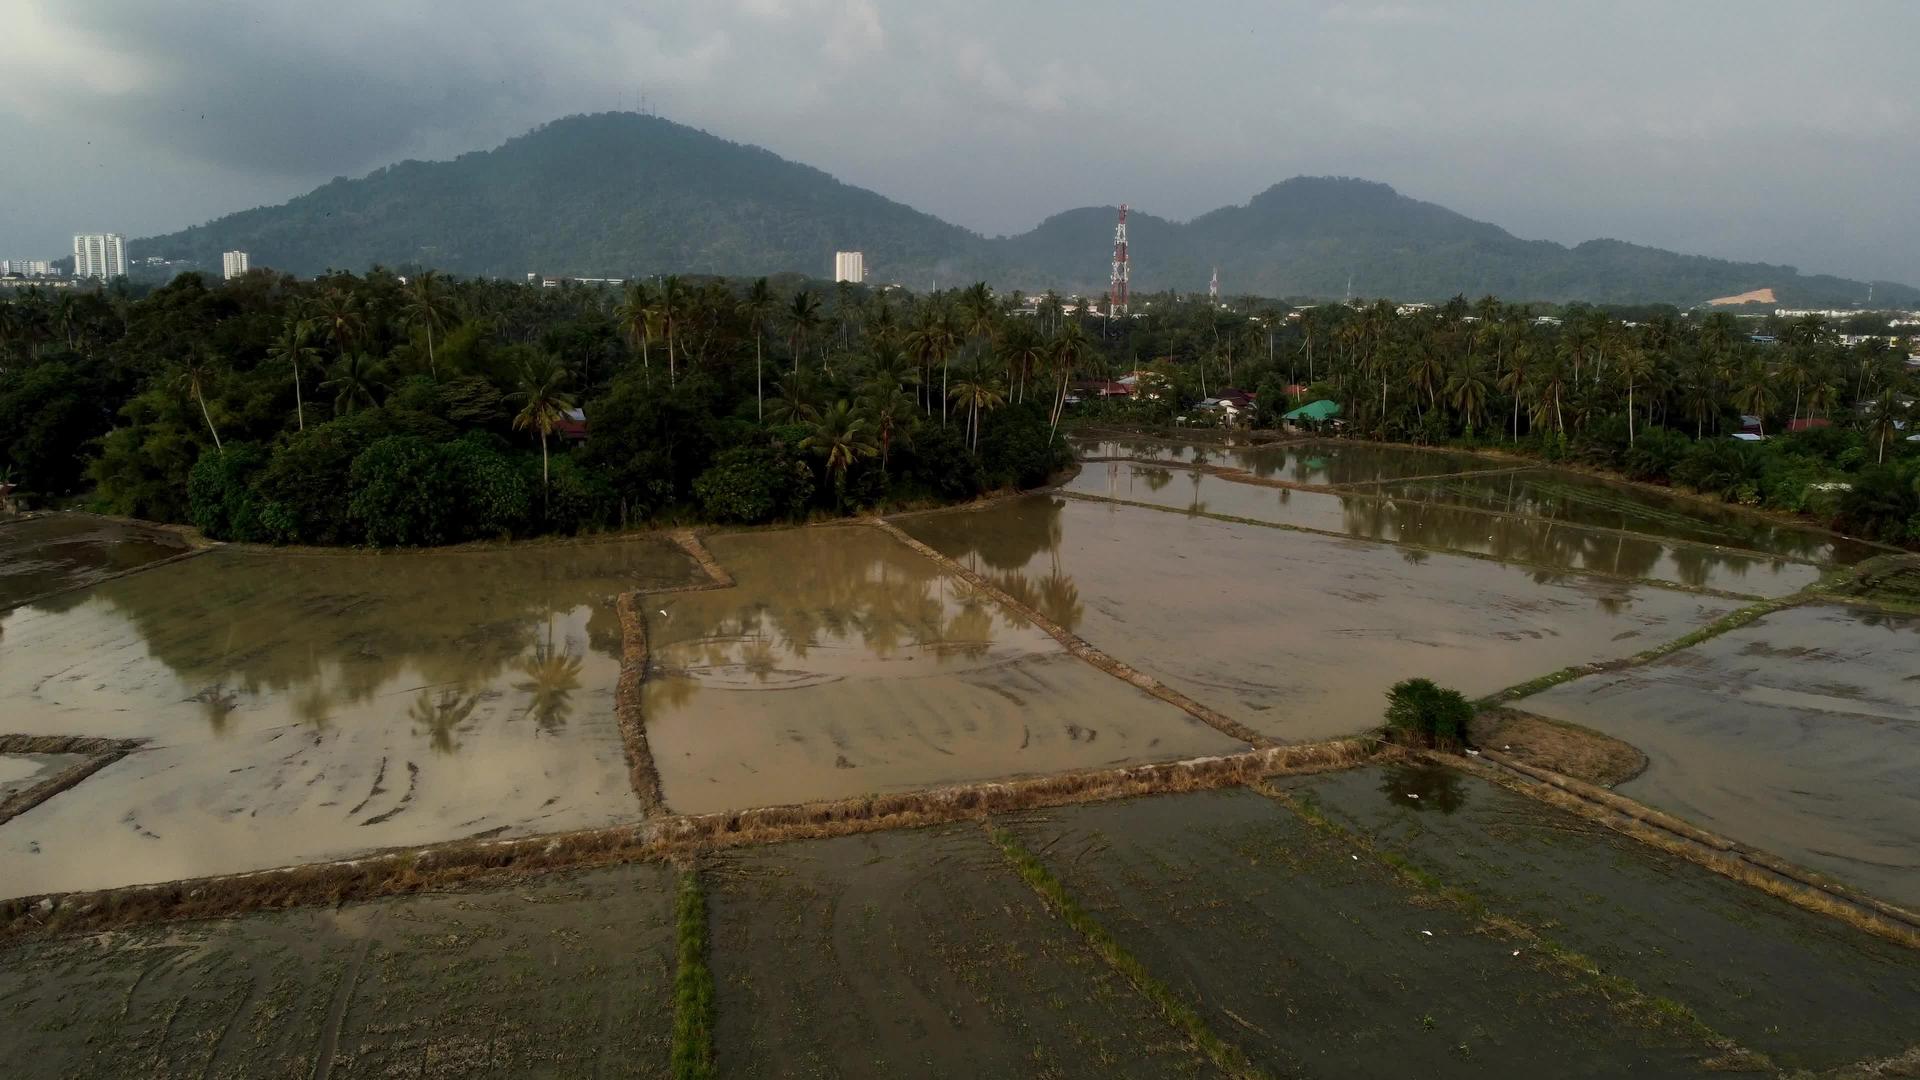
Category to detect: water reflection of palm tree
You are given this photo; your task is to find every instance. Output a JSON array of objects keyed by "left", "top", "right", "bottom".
[
  {"left": 515, "top": 615, "right": 584, "bottom": 734},
  {"left": 410, "top": 688, "right": 480, "bottom": 754},
  {"left": 1140, "top": 466, "right": 1173, "bottom": 493},
  {"left": 190, "top": 684, "right": 240, "bottom": 735}
]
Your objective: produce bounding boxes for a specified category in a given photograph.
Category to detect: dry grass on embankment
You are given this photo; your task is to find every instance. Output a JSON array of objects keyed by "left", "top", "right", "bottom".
[
  {"left": 1449, "top": 750, "right": 1920, "bottom": 950},
  {"left": 0, "top": 740, "right": 1377, "bottom": 943},
  {"left": 615, "top": 592, "right": 668, "bottom": 818},
  {"left": 870, "top": 517, "right": 1274, "bottom": 748},
  {"left": 1468, "top": 708, "right": 1646, "bottom": 788},
  {"left": 0, "top": 736, "right": 141, "bottom": 827}
]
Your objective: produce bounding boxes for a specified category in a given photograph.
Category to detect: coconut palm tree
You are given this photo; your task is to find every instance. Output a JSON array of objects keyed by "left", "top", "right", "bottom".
[
  {"left": 1615, "top": 344, "right": 1654, "bottom": 445},
  {"left": 740, "top": 278, "right": 776, "bottom": 421},
  {"left": 511, "top": 356, "right": 575, "bottom": 498},
  {"left": 321, "top": 352, "right": 388, "bottom": 414},
  {"left": 1731, "top": 359, "right": 1779, "bottom": 436},
  {"left": 615, "top": 281, "right": 655, "bottom": 374},
  {"left": 947, "top": 361, "right": 1007, "bottom": 451},
  {"left": 659, "top": 275, "right": 682, "bottom": 383},
  {"left": 1444, "top": 359, "right": 1492, "bottom": 436},
  {"left": 264, "top": 318, "right": 321, "bottom": 431},
  {"left": 859, "top": 381, "right": 915, "bottom": 471},
  {"left": 402, "top": 270, "right": 454, "bottom": 378},
  {"left": 312, "top": 288, "right": 365, "bottom": 358},
  {"left": 175, "top": 348, "right": 223, "bottom": 450},
  {"left": 801, "top": 400, "right": 878, "bottom": 509},
  {"left": 1046, "top": 319, "right": 1091, "bottom": 439},
  {"left": 786, "top": 290, "right": 823, "bottom": 377},
  {"left": 902, "top": 301, "right": 959, "bottom": 419},
  {"left": 766, "top": 376, "right": 820, "bottom": 425}
]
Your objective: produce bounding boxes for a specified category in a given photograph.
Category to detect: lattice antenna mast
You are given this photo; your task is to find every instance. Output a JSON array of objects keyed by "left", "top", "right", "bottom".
[{"left": 1108, "top": 204, "right": 1130, "bottom": 316}]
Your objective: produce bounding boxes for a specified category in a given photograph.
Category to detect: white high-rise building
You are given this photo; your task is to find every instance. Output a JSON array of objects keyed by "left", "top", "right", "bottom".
[
  {"left": 833, "top": 251, "right": 865, "bottom": 284},
  {"left": 72, "top": 233, "right": 127, "bottom": 280},
  {"left": 222, "top": 251, "right": 251, "bottom": 280},
  {"left": 1, "top": 260, "right": 54, "bottom": 277}
]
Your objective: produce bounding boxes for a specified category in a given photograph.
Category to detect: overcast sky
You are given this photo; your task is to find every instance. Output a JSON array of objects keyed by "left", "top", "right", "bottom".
[{"left": 3, "top": 0, "right": 1916, "bottom": 284}]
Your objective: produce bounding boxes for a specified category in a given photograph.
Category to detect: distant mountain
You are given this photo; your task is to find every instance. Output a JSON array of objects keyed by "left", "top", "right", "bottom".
[{"left": 139, "top": 113, "right": 1918, "bottom": 307}]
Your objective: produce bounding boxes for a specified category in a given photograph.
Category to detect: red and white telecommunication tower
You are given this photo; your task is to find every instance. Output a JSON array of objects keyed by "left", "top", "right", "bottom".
[{"left": 1108, "top": 204, "right": 1130, "bottom": 316}]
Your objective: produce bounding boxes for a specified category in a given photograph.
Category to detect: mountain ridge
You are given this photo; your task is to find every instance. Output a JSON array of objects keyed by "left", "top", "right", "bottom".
[{"left": 138, "top": 112, "right": 1918, "bottom": 307}]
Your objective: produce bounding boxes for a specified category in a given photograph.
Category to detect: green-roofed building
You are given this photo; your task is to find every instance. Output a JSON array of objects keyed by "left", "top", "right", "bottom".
[{"left": 1281, "top": 399, "right": 1342, "bottom": 423}]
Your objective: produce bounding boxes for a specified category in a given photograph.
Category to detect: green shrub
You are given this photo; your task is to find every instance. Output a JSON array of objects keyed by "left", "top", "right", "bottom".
[
  {"left": 533, "top": 452, "right": 617, "bottom": 535},
  {"left": 693, "top": 446, "right": 815, "bottom": 524},
  {"left": 1384, "top": 677, "right": 1474, "bottom": 749},
  {"left": 187, "top": 444, "right": 269, "bottom": 541},
  {"left": 443, "top": 434, "right": 531, "bottom": 539},
  {"left": 348, "top": 436, "right": 456, "bottom": 546},
  {"left": 1620, "top": 427, "right": 1689, "bottom": 482},
  {"left": 1672, "top": 439, "right": 1761, "bottom": 500}
]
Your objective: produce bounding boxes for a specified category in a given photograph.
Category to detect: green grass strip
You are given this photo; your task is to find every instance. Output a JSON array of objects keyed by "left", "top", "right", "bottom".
[
  {"left": 984, "top": 824, "right": 1271, "bottom": 1080},
  {"left": 1479, "top": 594, "right": 1794, "bottom": 706},
  {"left": 671, "top": 867, "right": 716, "bottom": 1080}
]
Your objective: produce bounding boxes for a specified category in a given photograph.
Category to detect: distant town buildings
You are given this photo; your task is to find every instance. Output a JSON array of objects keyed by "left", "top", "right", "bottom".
[
  {"left": 834, "top": 251, "right": 865, "bottom": 284},
  {"left": 72, "top": 233, "right": 127, "bottom": 280},
  {"left": 222, "top": 251, "right": 250, "bottom": 280},
  {"left": 0, "top": 259, "right": 55, "bottom": 277}
]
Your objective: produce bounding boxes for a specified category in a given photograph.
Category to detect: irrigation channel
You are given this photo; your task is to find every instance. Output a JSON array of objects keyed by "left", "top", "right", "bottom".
[{"left": 1, "top": 437, "right": 1916, "bottom": 1077}]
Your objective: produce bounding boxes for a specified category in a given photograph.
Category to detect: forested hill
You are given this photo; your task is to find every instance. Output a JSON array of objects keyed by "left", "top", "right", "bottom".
[{"left": 138, "top": 113, "right": 1917, "bottom": 307}]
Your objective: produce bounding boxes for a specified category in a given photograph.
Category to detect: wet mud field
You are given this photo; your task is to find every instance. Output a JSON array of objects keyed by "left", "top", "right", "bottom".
[
  {"left": 0, "top": 514, "right": 193, "bottom": 609},
  {"left": 0, "top": 538, "right": 701, "bottom": 897},
  {"left": 1516, "top": 603, "right": 1920, "bottom": 907},
  {"left": 0, "top": 863, "right": 679, "bottom": 1078},
  {"left": 905, "top": 496, "right": 1743, "bottom": 739},
  {"left": 642, "top": 527, "right": 1241, "bottom": 815}
]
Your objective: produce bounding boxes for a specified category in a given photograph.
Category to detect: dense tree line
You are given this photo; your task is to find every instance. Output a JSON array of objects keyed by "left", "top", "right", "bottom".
[
  {"left": 0, "top": 271, "right": 1078, "bottom": 545},
  {"left": 1064, "top": 292, "right": 1919, "bottom": 545}
]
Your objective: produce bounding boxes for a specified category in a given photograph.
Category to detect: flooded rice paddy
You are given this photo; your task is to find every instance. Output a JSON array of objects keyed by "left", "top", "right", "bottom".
[
  {"left": 0, "top": 513, "right": 192, "bottom": 609},
  {"left": 904, "top": 495, "right": 1743, "bottom": 740},
  {"left": 1077, "top": 436, "right": 1510, "bottom": 486},
  {"left": 1067, "top": 460, "right": 1822, "bottom": 596},
  {"left": 1516, "top": 603, "right": 1920, "bottom": 907},
  {"left": 0, "top": 539, "right": 700, "bottom": 897},
  {"left": 642, "top": 527, "right": 1241, "bottom": 815},
  {"left": 0, "top": 753, "right": 86, "bottom": 802}
]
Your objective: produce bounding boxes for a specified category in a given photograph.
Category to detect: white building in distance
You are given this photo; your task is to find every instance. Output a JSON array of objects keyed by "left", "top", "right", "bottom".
[
  {"left": 72, "top": 233, "right": 127, "bottom": 280},
  {"left": 222, "top": 251, "right": 251, "bottom": 280},
  {"left": 834, "top": 251, "right": 865, "bottom": 284},
  {"left": 0, "top": 260, "right": 54, "bottom": 277}
]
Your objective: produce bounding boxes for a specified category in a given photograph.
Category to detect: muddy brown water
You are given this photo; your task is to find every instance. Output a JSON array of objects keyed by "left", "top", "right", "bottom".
[
  {"left": 0, "top": 753, "right": 87, "bottom": 801},
  {"left": 1075, "top": 437, "right": 1509, "bottom": 485},
  {"left": 0, "top": 513, "right": 190, "bottom": 609},
  {"left": 1282, "top": 766, "right": 1920, "bottom": 1071},
  {"left": 1517, "top": 602, "right": 1920, "bottom": 909},
  {"left": 904, "top": 496, "right": 1742, "bottom": 741},
  {"left": 642, "top": 527, "right": 1242, "bottom": 815},
  {"left": 1067, "top": 461, "right": 1822, "bottom": 597},
  {"left": 1371, "top": 468, "right": 1881, "bottom": 564},
  {"left": 0, "top": 539, "right": 700, "bottom": 898}
]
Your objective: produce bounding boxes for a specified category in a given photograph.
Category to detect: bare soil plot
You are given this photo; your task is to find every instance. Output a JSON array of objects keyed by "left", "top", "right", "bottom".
[
  {"left": 1369, "top": 468, "right": 1881, "bottom": 564},
  {"left": 995, "top": 788, "right": 1717, "bottom": 1077},
  {"left": 0, "top": 863, "right": 678, "bottom": 1078},
  {"left": 0, "top": 539, "right": 700, "bottom": 898},
  {"left": 1284, "top": 765, "right": 1920, "bottom": 1071},
  {"left": 1066, "top": 461, "right": 1820, "bottom": 597},
  {"left": 706, "top": 823, "right": 1211, "bottom": 1078},
  {"left": 1516, "top": 603, "right": 1920, "bottom": 908},
  {"left": 904, "top": 496, "right": 1742, "bottom": 741},
  {"left": 642, "top": 528, "right": 1241, "bottom": 816},
  {"left": 0, "top": 513, "right": 191, "bottom": 609}
]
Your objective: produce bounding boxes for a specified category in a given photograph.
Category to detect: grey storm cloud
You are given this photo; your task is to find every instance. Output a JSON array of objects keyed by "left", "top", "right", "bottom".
[{"left": 3, "top": 0, "right": 1917, "bottom": 285}]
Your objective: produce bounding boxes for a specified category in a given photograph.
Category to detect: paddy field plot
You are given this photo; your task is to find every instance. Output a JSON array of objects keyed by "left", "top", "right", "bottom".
[
  {"left": 1515, "top": 603, "right": 1920, "bottom": 908},
  {"left": 1281, "top": 764, "right": 1920, "bottom": 1072},
  {"left": 706, "top": 824, "right": 1209, "bottom": 1077},
  {"left": 0, "top": 538, "right": 700, "bottom": 898},
  {"left": 1076, "top": 437, "right": 1509, "bottom": 486},
  {"left": 0, "top": 513, "right": 191, "bottom": 609},
  {"left": 641, "top": 527, "right": 1242, "bottom": 816},
  {"left": 996, "top": 787, "right": 1718, "bottom": 1077},
  {"left": 1066, "top": 461, "right": 1822, "bottom": 597},
  {"left": 904, "top": 496, "right": 1743, "bottom": 741},
  {"left": 1369, "top": 467, "right": 1882, "bottom": 564},
  {"left": 0, "top": 862, "right": 679, "bottom": 1079}
]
